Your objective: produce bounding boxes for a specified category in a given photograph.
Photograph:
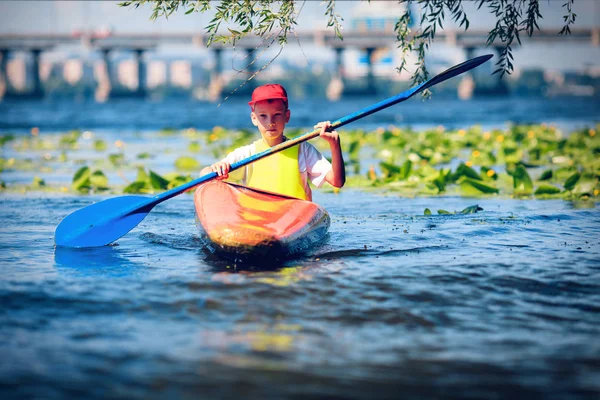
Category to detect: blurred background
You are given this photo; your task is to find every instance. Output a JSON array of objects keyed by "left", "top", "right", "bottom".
[{"left": 0, "top": 0, "right": 598, "bottom": 132}]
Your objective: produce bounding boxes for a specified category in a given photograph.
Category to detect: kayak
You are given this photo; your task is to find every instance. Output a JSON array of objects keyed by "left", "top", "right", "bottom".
[{"left": 194, "top": 181, "right": 330, "bottom": 262}]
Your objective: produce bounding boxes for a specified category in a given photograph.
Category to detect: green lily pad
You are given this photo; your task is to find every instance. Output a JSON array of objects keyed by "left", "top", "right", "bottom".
[
  {"left": 539, "top": 169, "right": 553, "bottom": 181},
  {"left": 72, "top": 166, "right": 91, "bottom": 191},
  {"left": 89, "top": 170, "right": 109, "bottom": 189},
  {"left": 136, "top": 167, "right": 149, "bottom": 182},
  {"left": 108, "top": 153, "right": 125, "bottom": 166},
  {"left": 454, "top": 163, "right": 482, "bottom": 181},
  {"left": 137, "top": 152, "right": 152, "bottom": 159},
  {"left": 460, "top": 205, "right": 483, "bottom": 214},
  {"left": 188, "top": 141, "right": 202, "bottom": 153},
  {"left": 149, "top": 170, "right": 169, "bottom": 190},
  {"left": 534, "top": 184, "right": 561, "bottom": 195},
  {"left": 32, "top": 176, "right": 46, "bottom": 188},
  {"left": 123, "top": 181, "right": 148, "bottom": 194},
  {"left": 460, "top": 178, "right": 499, "bottom": 195},
  {"left": 175, "top": 156, "right": 200, "bottom": 171},
  {"left": 572, "top": 174, "right": 597, "bottom": 196},
  {"left": 512, "top": 164, "right": 533, "bottom": 194},
  {"left": 0, "top": 134, "right": 15, "bottom": 147},
  {"left": 564, "top": 172, "right": 580, "bottom": 191},
  {"left": 93, "top": 140, "right": 107, "bottom": 151}
]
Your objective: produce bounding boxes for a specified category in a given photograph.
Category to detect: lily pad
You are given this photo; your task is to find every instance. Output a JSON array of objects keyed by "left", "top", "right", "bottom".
[
  {"left": 175, "top": 156, "right": 200, "bottom": 171},
  {"left": 534, "top": 184, "right": 561, "bottom": 195},
  {"left": 564, "top": 172, "right": 581, "bottom": 191},
  {"left": 454, "top": 163, "right": 482, "bottom": 181},
  {"left": 72, "top": 166, "right": 91, "bottom": 191},
  {"left": 460, "top": 205, "right": 483, "bottom": 214},
  {"left": 512, "top": 164, "right": 533, "bottom": 194},
  {"left": 123, "top": 181, "right": 149, "bottom": 194},
  {"left": 460, "top": 178, "right": 499, "bottom": 195},
  {"left": 149, "top": 170, "right": 169, "bottom": 190}
]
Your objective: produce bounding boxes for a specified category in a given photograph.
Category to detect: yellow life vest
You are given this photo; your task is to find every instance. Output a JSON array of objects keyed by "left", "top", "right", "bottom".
[{"left": 247, "top": 138, "right": 308, "bottom": 200}]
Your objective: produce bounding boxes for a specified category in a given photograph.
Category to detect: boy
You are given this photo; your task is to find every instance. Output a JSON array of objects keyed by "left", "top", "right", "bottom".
[{"left": 200, "top": 84, "right": 345, "bottom": 201}]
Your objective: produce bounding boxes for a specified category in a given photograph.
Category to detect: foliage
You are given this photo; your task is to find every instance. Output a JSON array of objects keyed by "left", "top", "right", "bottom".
[
  {"left": 119, "top": 0, "right": 578, "bottom": 88},
  {"left": 2, "top": 123, "right": 598, "bottom": 199}
]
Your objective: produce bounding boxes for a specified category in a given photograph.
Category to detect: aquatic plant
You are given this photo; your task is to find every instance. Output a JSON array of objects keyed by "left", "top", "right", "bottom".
[{"left": 1, "top": 123, "right": 598, "bottom": 199}]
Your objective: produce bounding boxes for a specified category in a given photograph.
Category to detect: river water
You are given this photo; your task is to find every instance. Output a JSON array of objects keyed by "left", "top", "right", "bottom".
[{"left": 1, "top": 95, "right": 600, "bottom": 398}]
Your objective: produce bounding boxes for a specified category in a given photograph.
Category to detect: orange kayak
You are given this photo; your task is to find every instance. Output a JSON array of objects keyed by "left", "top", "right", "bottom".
[{"left": 194, "top": 181, "right": 330, "bottom": 262}]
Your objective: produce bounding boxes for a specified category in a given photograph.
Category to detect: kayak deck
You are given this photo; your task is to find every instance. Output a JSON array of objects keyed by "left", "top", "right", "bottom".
[{"left": 194, "top": 181, "right": 330, "bottom": 262}]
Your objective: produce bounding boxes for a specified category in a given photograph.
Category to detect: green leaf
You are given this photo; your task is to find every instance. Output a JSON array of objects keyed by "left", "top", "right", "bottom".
[
  {"left": 89, "top": 170, "right": 109, "bottom": 189},
  {"left": 32, "top": 176, "right": 46, "bottom": 188},
  {"left": 167, "top": 175, "right": 193, "bottom": 189},
  {"left": 539, "top": 169, "right": 553, "bottom": 181},
  {"left": 149, "top": 170, "right": 169, "bottom": 190},
  {"left": 399, "top": 160, "right": 412, "bottom": 180},
  {"left": 564, "top": 172, "right": 580, "bottom": 191},
  {"left": 379, "top": 161, "right": 401, "bottom": 176},
  {"left": 108, "top": 153, "right": 125, "bottom": 166},
  {"left": 460, "top": 205, "right": 483, "bottom": 214},
  {"left": 512, "top": 164, "right": 533, "bottom": 193},
  {"left": 534, "top": 184, "right": 561, "bottom": 195},
  {"left": 0, "top": 134, "right": 15, "bottom": 146},
  {"left": 136, "top": 167, "right": 149, "bottom": 182},
  {"left": 175, "top": 156, "right": 200, "bottom": 171},
  {"left": 123, "top": 181, "right": 148, "bottom": 194},
  {"left": 188, "top": 141, "right": 202, "bottom": 152},
  {"left": 424, "top": 208, "right": 432, "bottom": 215},
  {"left": 72, "top": 166, "right": 91, "bottom": 191},
  {"left": 437, "top": 209, "right": 451, "bottom": 215},
  {"left": 93, "top": 140, "right": 107, "bottom": 151},
  {"left": 460, "top": 178, "right": 500, "bottom": 194},
  {"left": 455, "top": 162, "right": 482, "bottom": 181},
  {"left": 572, "top": 174, "right": 597, "bottom": 196}
]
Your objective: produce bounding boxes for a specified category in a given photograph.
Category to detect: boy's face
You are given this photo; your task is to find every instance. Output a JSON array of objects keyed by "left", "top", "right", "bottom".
[{"left": 250, "top": 99, "right": 290, "bottom": 143}]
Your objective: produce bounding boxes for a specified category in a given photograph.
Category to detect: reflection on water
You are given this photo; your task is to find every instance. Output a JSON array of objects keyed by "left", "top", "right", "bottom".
[{"left": 1, "top": 192, "right": 600, "bottom": 398}]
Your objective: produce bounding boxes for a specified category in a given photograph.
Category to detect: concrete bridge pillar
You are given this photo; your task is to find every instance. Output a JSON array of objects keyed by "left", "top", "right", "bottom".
[
  {"left": 327, "top": 47, "right": 344, "bottom": 101},
  {"left": 364, "top": 47, "right": 377, "bottom": 95},
  {"left": 458, "top": 46, "right": 476, "bottom": 99},
  {"left": 208, "top": 48, "right": 223, "bottom": 101},
  {"left": 0, "top": 49, "right": 8, "bottom": 100},
  {"left": 30, "top": 48, "right": 43, "bottom": 98},
  {"left": 133, "top": 48, "right": 147, "bottom": 97},
  {"left": 95, "top": 48, "right": 112, "bottom": 102}
]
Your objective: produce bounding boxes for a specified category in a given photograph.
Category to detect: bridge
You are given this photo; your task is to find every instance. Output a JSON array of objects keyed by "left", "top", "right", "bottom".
[{"left": 0, "top": 27, "right": 598, "bottom": 100}]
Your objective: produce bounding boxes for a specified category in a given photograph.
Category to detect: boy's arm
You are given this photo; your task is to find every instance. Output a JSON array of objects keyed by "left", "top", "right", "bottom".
[
  {"left": 315, "top": 121, "right": 346, "bottom": 188},
  {"left": 200, "top": 144, "right": 253, "bottom": 180}
]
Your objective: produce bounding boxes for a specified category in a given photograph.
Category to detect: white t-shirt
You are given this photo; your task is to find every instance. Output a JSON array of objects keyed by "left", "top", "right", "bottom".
[{"left": 221, "top": 140, "right": 332, "bottom": 201}]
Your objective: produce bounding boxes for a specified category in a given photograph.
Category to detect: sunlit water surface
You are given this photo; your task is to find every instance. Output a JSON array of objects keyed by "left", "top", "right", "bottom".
[{"left": 1, "top": 191, "right": 599, "bottom": 399}]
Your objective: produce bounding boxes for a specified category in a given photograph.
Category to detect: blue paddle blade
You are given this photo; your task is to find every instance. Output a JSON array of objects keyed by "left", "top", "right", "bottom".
[{"left": 55, "top": 196, "right": 154, "bottom": 248}]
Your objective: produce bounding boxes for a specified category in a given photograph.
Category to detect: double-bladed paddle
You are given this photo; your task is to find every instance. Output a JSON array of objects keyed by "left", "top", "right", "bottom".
[{"left": 55, "top": 53, "right": 493, "bottom": 247}]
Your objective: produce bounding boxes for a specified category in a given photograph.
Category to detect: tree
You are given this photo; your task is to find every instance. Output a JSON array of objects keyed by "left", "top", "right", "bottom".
[{"left": 118, "top": 0, "right": 578, "bottom": 88}]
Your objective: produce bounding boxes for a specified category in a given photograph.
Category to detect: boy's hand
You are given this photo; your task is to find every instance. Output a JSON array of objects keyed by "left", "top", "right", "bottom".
[
  {"left": 209, "top": 161, "right": 230, "bottom": 180},
  {"left": 315, "top": 121, "right": 340, "bottom": 147}
]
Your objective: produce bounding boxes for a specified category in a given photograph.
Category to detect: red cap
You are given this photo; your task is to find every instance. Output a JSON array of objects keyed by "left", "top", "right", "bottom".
[{"left": 248, "top": 84, "right": 288, "bottom": 108}]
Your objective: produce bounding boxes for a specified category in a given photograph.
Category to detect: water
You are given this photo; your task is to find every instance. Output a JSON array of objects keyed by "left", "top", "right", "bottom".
[
  {"left": 1, "top": 95, "right": 600, "bottom": 398},
  {"left": 1, "top": 192, "right": 599, "bottom": 398},
  {"left": 1, "top": 95, "right": 599, "bottom": 132}
]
